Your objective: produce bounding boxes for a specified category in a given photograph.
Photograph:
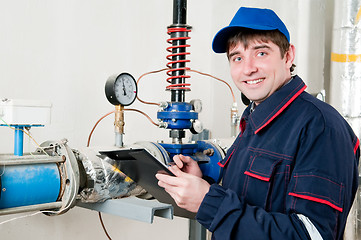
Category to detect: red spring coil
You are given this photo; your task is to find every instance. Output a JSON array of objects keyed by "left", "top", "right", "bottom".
[{"left": 166, "top": 27, "right": 191, "bottom": 91}]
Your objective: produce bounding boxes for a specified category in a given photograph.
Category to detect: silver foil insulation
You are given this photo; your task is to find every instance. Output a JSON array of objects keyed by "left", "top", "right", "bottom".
[
  {"left": 330, "top": 0, "right": 361, "bottom": 239},
  {"left": 330, "top": 0, "right": 361, "bottom": 136},
  {"left": 78, "top": 148, "right": 137, "bottom": 203}
]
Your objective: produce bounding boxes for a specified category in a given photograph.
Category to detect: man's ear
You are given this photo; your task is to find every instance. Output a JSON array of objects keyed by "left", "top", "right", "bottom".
[{"left": 285, "top": 44, "right": 296, "bottom": 69}]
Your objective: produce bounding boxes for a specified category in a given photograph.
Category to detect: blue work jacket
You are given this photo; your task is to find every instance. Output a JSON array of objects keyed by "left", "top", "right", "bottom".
[{"left": 197, "top": 75, "right": 360, "bottom": 240}]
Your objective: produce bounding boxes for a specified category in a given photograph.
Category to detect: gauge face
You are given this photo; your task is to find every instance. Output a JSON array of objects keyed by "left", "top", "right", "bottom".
[
  {"left": 190, "top": 120, "right": 204, "bottom": 134},
  {"left": 190, "top": 99, "right": 202, "bottom": 113},
  {"left": 105, "top": 73, "right": 137, "bottom": 106}
]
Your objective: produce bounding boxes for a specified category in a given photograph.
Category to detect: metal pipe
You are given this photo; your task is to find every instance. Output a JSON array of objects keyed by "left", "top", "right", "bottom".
[
  {"left": 14, "top": 126, "right": 24, "bottom": 156},
  {"left": 0, "top": 154, "right": 64, "bottom": 165},
  {"left": 173, "top": 0, "right": 187, "bottom": 24},
  {"left": 114, "top": 105, "right": 124, "bottom": 147},
  {"left": 329, "top": 0, "right": 361, "bottom": 238},
  {"left": 0, "top": 202, "right": 63, "bottom": 216},
  {"left": 230, "top": 103, "right": 240, "bottom": 137}
]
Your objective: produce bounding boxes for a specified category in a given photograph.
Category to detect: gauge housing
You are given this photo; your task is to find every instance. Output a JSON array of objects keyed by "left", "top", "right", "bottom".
[{"left": 105, "top": 73, "right": 137, "bottom": 106}]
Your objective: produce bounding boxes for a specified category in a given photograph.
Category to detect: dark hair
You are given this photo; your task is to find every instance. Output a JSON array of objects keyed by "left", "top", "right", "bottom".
[{"left": 226, "top": 29, "right": 296, "bottom": 72}]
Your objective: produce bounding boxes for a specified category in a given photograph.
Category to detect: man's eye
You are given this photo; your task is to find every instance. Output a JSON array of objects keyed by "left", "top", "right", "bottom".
[
  {"left": 257, "top": 52, "right": 266, "bottom": 57},
  {"left": 234, "top": 56, "right": 242, "bottom": 62}
]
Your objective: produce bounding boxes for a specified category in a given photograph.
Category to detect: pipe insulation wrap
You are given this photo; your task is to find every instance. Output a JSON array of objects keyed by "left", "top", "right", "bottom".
[
  {"left": 330, "top": 0, "right": 361, "bottom": 239},
  {"left": 78, "top": 148, "right": 137, "bottom": 203},
  {"left": 0, "top": 163, "right": 61, "bottom": 208},
  {"left": 330, "top": 0, "right": 361, "bottom": 129}
]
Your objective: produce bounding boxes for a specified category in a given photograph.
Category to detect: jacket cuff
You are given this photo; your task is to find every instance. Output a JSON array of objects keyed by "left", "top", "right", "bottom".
[
  {"left": 202, "top": 175, "right": 216, "bottom": 185},
  {"left": 196, "top": 184, "right": 227, "bottom": 230}
]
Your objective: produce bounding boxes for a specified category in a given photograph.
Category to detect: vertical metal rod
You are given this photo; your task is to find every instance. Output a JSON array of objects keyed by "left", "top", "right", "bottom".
[
  {"left": 173, "top": 0, "right": 187, "bottom": 24},
  {"left": 171, "top": 0, "right": 187, "bottom": 102},
  {"left": 14, "top": 126, "right": 24, "bottom": 156},
  {"left": 189, "top": 219, "right": 207, "bottom": 240}
]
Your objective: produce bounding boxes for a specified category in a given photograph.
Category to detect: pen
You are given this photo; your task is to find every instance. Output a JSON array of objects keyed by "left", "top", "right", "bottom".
[{"left": 167, "top": 162, "right": 176, "bottom": 167}]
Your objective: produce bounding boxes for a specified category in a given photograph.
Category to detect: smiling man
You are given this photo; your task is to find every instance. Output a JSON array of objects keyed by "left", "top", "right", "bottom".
[
  {"left": 227, "top": 31, "right": 295, "bottom": 105},
  {"left": 156, "top": 7, "right": 359, "bottom": 240}
]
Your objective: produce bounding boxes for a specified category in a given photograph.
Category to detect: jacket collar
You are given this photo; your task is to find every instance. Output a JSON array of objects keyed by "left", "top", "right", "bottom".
[{"left": 245, "top": 75, "right": 307, "bottom": 134}]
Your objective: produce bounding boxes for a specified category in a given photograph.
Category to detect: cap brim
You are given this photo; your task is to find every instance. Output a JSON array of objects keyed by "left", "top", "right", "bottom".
[{"left": 212, "top": 25, "right": 277, "bottom": 53}]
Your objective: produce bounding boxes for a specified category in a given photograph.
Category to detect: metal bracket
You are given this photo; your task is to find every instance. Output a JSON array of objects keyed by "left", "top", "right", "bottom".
[{"left": 77, "top": 196, "right": 173, "bottom": 223}]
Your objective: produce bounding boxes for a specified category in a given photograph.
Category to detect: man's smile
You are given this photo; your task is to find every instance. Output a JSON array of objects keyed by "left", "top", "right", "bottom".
[{"left": 245, "top": 78, "right": 265, "bottom": 85}]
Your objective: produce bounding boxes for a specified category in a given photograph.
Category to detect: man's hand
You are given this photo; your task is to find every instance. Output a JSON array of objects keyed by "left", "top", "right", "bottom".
[
  {"left": 172, "top": 154, "right": 203, "bottom": 177},
  {"left": 155, "top": 155, "right": 210, "bottom": 213}
]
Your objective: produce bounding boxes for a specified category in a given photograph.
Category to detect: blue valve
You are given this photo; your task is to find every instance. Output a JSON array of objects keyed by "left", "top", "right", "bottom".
[{"left": 157, "top": 102, "right": 198, "bottom": 130}]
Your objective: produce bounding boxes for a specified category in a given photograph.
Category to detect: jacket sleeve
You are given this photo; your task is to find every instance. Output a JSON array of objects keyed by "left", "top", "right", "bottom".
[
  {"left": 197, "top": 184, "right": 311, "bottom": 240},
  {"left": 196, "top": 123, "right": 359, "bottom": 240}
]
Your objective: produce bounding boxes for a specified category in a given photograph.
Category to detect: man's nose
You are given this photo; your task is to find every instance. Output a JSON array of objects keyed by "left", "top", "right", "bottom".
[{"left": 243, "top": 58, "right": 257, "bottom": 75}]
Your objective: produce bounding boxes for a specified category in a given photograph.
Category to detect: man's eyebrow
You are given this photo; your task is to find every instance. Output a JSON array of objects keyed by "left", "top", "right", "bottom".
[
  {"left": 228, "top": 51, "right": 240, "bottom": 59},
  {"left": 253, "top": 44, "right": 271, "bottom": 50},
  {"left": 228, "top": 44, "right": 272, "bottom": 58}
]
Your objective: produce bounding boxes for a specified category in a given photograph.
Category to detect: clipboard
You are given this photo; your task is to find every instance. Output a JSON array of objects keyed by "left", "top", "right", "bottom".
[{"left": 99, "top": 148, "right": 196, "bottom": 219}]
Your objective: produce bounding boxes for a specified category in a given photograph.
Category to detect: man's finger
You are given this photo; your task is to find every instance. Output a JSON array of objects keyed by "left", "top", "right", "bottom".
[
  {"left": 168, "top": 164, "right": 184, "bottom": 176},
  {"left": 179, "top": 154, "right": 193, "bottom": 163},
  {"left": 173, "top": 155, "right": 185, "bottom": 169},
  {"left": 156, "top": 172, "right": 183, "bottom": 186}
]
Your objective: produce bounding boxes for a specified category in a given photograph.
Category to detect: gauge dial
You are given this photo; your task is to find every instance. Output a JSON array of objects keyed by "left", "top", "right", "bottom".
[
  {"left": 190, "top": 119, "right": 204, "bottom": 134},
  {"left": 190, "top": 99, "right": 202, "bottom": 113},
  {"left": 105, "top": 73, "right": 137, "bottom": 106}
]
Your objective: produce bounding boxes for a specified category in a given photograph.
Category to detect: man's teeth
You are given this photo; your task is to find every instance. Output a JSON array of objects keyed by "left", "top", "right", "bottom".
[{"left": 247, "top": 78, "right": 264, "bottom": 84}]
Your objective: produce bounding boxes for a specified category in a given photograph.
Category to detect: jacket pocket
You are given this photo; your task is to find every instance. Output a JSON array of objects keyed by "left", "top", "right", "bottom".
[
  {"left": 243, "top": 147, "right": 293, "bottom": 211},
  {"left": 288, "top": 173, "right": 344, "bottom": 212}
]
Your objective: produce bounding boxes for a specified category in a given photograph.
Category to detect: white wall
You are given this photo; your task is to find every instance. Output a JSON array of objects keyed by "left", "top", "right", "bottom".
[{"left": 0, "top": 1, "right": 332, "bottom": 239}]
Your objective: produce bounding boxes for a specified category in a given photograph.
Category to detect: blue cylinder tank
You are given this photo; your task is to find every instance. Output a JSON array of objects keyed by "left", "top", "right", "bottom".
[{"left": 0, "top": 163, "right": 61, "bottom": 208}]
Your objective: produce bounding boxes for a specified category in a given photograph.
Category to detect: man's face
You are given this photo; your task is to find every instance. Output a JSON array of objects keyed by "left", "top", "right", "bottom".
[{"left": 228, "top": 40, "right": 295, "bottom": 105}]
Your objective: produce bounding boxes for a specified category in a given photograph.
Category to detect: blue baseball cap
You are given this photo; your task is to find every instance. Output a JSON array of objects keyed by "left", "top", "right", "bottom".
[{"left": 212, "top": 7, "right": 290, "bottom": 53}]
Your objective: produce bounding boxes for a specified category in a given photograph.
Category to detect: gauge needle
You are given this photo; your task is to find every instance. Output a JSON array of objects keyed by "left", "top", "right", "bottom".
[{"left": 122, "top": 82, "right": 127, "bottom": 95}]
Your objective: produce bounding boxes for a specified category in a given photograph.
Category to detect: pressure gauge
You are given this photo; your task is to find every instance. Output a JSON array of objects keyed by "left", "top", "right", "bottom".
[
  {"left": 190, "top": 119, "right": 204, "bottom": 134},
  {"left": 105, "top": 73, "right": 138, "bottom": 106},
  {"left": 190, "top": 99, "right": 202, "bottom": 113}
]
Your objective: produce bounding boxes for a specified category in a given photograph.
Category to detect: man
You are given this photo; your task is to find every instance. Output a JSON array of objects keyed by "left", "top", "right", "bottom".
[{"left": 156, "top": 7, "right": 359, "bottom": 239}]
